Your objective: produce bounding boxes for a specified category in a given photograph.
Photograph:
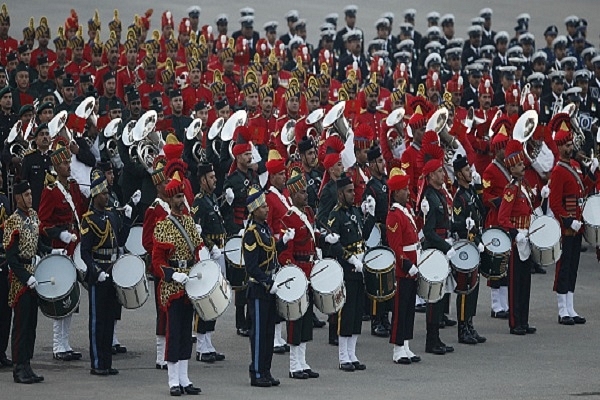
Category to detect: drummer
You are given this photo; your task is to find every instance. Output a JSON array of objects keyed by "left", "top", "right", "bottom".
[
  {"left": 4, "top": 181, "right": 49, "bottom": 383},
  {"left": 450, "top": 155, "right": 487, "bottom": 345},
  {"left": 152, "top": 171, "right": 203, "bottom": 396},
  {"left": 80, "top": 169, "right": 132, "bottom": 376},
  {"left": 385, "top": 169, "right": 421, "bottom": 364},
  {"left": 191, "top": 162, "right": 226, "bottom": 363}
]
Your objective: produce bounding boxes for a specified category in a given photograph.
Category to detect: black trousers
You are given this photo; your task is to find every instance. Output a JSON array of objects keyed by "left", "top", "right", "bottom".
[
  {"left": 554, "top": 234, "right": 581, "bottom": 294},
  {"left": 0, "top": 269, "right": 12, "bottom": 358},
  {"left": 235, "top": 290, "right": 249, "bottom": 330},
  {"left": 165, "top": 296, "right": 194, "bottom": 362},
  {"left": 194, "top": 313, "right": 216, "bottom": 334},
  {"left": 489, "top": 275, "right": 508, "bottom": 289},
  {"left": 286, "top": 290, "right": 314, "bottom": 345},
  {"left": 248, "top": 296, "right": 276, "bottom": 380},
  {"left": 11, "top": 289, "right": 37, "bottom": 365},
  {"left": 154, "top": 280, "right": 167, "bottom": 336},
  {"left": 338, "top": 279, "right": 364, "bottom": 337},
  {"left": 89, "top": 281, "right": 117, "bottom": 370},
  {"left": 390, "top": 278, "right": 417, "bottom": 345},
  {"left": 508, "top": 248, "right": 532, "bottom": 329},
  {"left": 456, "top": 283, "right": 480, "bottom": 322}
]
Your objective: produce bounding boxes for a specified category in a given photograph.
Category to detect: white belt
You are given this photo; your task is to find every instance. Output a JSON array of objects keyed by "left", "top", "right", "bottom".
[{"left": 402, "top": 244, "right": 420, "bottom": 252}]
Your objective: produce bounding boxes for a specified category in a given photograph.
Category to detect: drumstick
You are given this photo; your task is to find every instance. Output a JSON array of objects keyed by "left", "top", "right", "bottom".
[
  {"left": 527, "top": 224, "right": 545, "bottom": 237},
  {"left": 454, "top": 241, "right": 472, "bottom": 251},
  {"left": 38, "top": 277, "right": 56, "bottom": 285},
  {"left": 189, "top": 272, "right": 203, "bottom": 280},
  {"left": 416, "top": 251, "right": 436, "bottom": 267},
  {"left": 316, "top": 219, "right": 333, "bottom": 235},
  {"left": 364, "top": 253, "right": 383, "bottom": 264},
  {"left": 309, "top": 265, "right": 328, "bottom": 280},
  {"left": 277, "top": 277, "right": 295, "bottom": 288},
  {"left": 224, "top": 248, "right": 240, "bottom": 253}
]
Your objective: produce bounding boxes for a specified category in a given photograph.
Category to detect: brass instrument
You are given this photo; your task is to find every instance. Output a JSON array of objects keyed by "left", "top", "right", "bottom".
[
  {"left": 49, "top": 110, "right": 68, "bottom": 138},
  {"left": 280, "top": 120, "right": 296, "bottom": 157},
  {"left": 562, "top": 103, "right": 586, "bottom": 152},
  {"left": 133, "top": 111, "right": 162, "bottom": 169},
  {"left": 221, "top": 110, "right": 248, "bottom": 160},
  {"left": 305, "top": 108, "right": 325, "bottom": 140},
  {"left": 208, "top": 117, "right": 225, "bottom": 156},
  {"left": 513, "top": 110, "right": 539, "bottom": 161},
  {"left": 323, "top": 101, "right": 351, "bottom": 142},
  {"left": 427, "top": 108, "right": 457, "bottom": 163},
  {"left": 185, "top": 118, "right": 206, "bottom": 163}
]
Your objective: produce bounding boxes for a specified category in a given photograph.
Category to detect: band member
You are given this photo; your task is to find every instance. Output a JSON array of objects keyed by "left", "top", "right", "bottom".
[
  {"left": 451, "top": 155, "right": 487, "bottom": 345},
  {"left": 4, "top": 181, "right": 48, "bottom": 383},
  {"left": 278, "top": 169, "right": 332, "bottom": 379},
  {"left": 191, "top": 162, "right": 226, "bottom": 362},
  {"left": 38, "top": 141, "right": 85, "bottom": 362},
  {"left": 80, "top": 170, "right": 131, "bottom": 376},
  {"left": 498, "top": 140, "right": 537, "bottom": 336},
  {"left": 0, "top": 173, "right": 12, "bottom": 369},
  {"left": 152, "top": 171, "right": 203, "bottom": 396},
  {"left": 386, "top": 169, "right": 421, "bottom": 364},
  {"left": 549, "top": 128, "right": 597, "bottom": 325},
  {"left": 297, "top": 136, "right": 321, "bottom": 211},
  {"left": 420, "top": 158, "right": 455, "bottom": 355},
  {"left": 142, "top": 157, "right": 169, "bottom": 370},
  {"left": 243, "top": 186, "right": 293, "bottom": 387},
  {"left": 327, "top": 173, "right": 374, "bottom": 371}
]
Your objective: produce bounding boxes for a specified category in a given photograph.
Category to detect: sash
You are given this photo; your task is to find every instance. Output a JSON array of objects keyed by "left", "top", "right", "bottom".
[
  {"left": 57, "top": 180, "right": 80, "bottom": 228},
  {"left": 557, "top": 161, "right": 585, "bottom": 193},
  {"left": 492, "top": 159, "right": 511, "bottom": 182},
  {"left": 289, "top": 206, "right": 315, "bottom": 242},
  {"left": 168, "top": 215, "right": 195, "bottom": 256},
  {"left": 393, "top": 202, "right": 417, "bottom": 231}
]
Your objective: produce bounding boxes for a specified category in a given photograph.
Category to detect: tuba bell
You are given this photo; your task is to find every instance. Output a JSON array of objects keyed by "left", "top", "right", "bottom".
[
  {"left": 221, "top": 110, "right": 248, "bottom": 159},
  {"left": 103, "top": 118, "right": 122, "bottom": 160},
  {"left": 562, "top": 103, "right": 586, "bottom": 151},
  {"left": 306, "top": 108, "right": 325, "bottom": 139},
  {"left": 133, "top": 111, "right": 160, "bottom": 169},
  {"left": 208, "top": 117, "right": 225, "bottom": 155},
  {"left": 323, "top": 101, "right": 350, "bottom": 141},
  {"left": 186, "top": 118, "right": 206, "bottom": 163},
  {"left": 513, "top": 110, "right": 539, "bottom": 161},
  {"left": 281, "top": 120, "right": 296, "bottom": 156}
]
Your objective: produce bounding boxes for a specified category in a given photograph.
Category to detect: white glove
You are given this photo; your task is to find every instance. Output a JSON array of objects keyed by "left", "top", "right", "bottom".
[
  {"left": 98, "top": 271, "right": 109, "bottom": 282},
  {"left": 445, "top": 247, "right": 457, "bottom": 260},
  {"left": 130, "top": 189, "right": 142, "bottom": 205},
  {"left": 540, "top": 185, "right": 550, "bottom": 199},
  {"left": 348, "top": 255, "right": 363, "bottom": 272},
  {"left": 238, "top": 228, "right": 245, "bottom": 236},
  {"left": 123, "top": 204, "right": 133, "bottom": 219},
  {"left": 570, "top": 220, "right": 583, "bottom": 232},
  {"left": 172, "top": 272, "right": 189, "bottom": 285},
  {"left": 269, "top": 284, "right": 278, "bottom": 295},
  {"left": 325, "top": 233, "right": 340, "bottom": 244},
  {"left": 516, "top": 231, "right": 528, "bottom": 244},
  {"left": 465, "top": 217, "right": 475, "bottom": 231},
  {"left": 420, "top": 198, "right": 430, "bottom": 215},
  {"left": 26, "top": 276, "right": 37, "bottom": 289},
  {"left": 210, "top": 245, "right": 222, "bottom": 259},
  {"left": 59, "top": 231, "right": 73, "bottom": 244},
  {"left": 225, "top": 188, "right": 235, "bottom": 205},
  {"left": 408, "top": 265, "right": 419, "bottom": 276},
  {"left": 361, "top": 201, "right": 368, "bottom": 215},
  {"left": 283, "top": 228, "right": 295, "bottom": 244},
  {"left": 471, "top": 168, "right": 481, "bottom": 185},
  {"left": 365, "top": 195, "right": 376, "bottom": 217},
  {"left": 51, "top": 249, "right": 67, "bottom": 255},
  {"left": 195, "top": 224, "right": 203, "bottom": 236},
  {"left": 477, "top": 243, "right": 485, "bottom": 253},
  {"left": 589, "top": 158, "right": 600, "bottom": 174}
]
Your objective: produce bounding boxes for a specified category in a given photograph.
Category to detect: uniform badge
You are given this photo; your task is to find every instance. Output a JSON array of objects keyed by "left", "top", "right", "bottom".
[
  {"left": 453, "top": 206, "right": 462, "bottom": 215},
  {"left": 308, "top": 179, "right": 314, "bottom": 186},
  {"left": 483, "top": 179, "right": 491, "bottom": 188},
  {"left": 327, "top": 218, "right": 335, "bottom": 226},
  {"left": 350, "top": 214, "right": 357, "bottom": 223},
  {"left": 243, "top": 179, "right": 249, "bottom": 187},
  {"left": 401, "top": 162, "right": 410, "bottom": 169},
  {"left": 382, "top": 185, "right": 387, "bottom": 193},
  {"left": 503, "top": 192, "right": 514, "bottom": 202},
  {"left": 387, "top": 223, "right": 398, "bottom": 233}
]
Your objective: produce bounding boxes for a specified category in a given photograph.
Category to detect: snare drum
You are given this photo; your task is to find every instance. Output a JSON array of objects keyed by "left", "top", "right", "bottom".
[
  {"left": 365, "top": 224, "right": 382, "bottom": 248},
  {"left": 186, "top": 260, "right": 232, "bottom": 321},
  {"left": 112, "top": 255, "right": 149, "bottom": 309},
  {"left": 224, "top": 236, "right": 246, "bottom": 290},
  {"left": 274, "top": 265, "right": 309, "bottom": 321},
  {"left": 583, "top": 194, "right": 600, "bottom": 246},
  {"left": 363, "top": 246, "right": 396, "bottom": 301},
  {"left": 480, "top": 228, "right": 511, "bottom": 278},
  {"left": 35, "top": 254, "right": 81, "bottom": 319},
  {"left": 73, "top": 243, "right": 88, "bottom": 290},
  {"left": 310, "top": 259, "right": 346, "bottom": 314},
  {"left": 416, "top": 249, "right": 449, "bottom": 303},
  {"left": 125, "top": 225, "right": 146, "bottom": 256},
  {"left": 529, "top": 215, "right": 562, "bottom": 265},
  {"left": 449, "top": 240, "right": 480, "bottom": 295}
]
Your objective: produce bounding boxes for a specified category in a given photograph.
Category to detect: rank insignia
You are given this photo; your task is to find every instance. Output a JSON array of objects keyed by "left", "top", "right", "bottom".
[
  {"left": 401, "top": 162, "right": 410, "bottom": 169},
  {"left": 503, "top": 192, "right": 514, "bottom": 202},
  {"left": 387, "top": 223, "right": 398, "bottom": 233},
  {"left": 483, "top": 179, "right": 491, "bottom": 188},
  {"left": 327, "top": 218, "right": 335, "bottom": 227},
  {"left": 453, "top": 207, "right": 462, "bottom": 215}
]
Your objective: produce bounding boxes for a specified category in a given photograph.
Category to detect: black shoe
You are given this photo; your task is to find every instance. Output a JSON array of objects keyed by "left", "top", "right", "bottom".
[
  {"left": 13, "top": 365, "right": 35, "bottom": 384},
  {"left": 273, "top": 345, "right": 286, "bottom": 354},
  {"left": 339, "top": 362, "right": 355, "bottom": 371},
  {"left": 169, "top": 386, "right": 182, "bottom": 396},
  {"left": 443, "top": 315, "right": 457, "bottom": 327},
  {"left": 182, "top": 384, "right": 201, "bottom": 394},
  {"left": 211, "top": 352, "right": 225, "bottom": 361},
  {"left": 352, "top": 361, "right": 366, "bottom": 370},
  {"left": 156, "top": 363, "right": 168, "bottom": 370},
  {"left": 425, "top": 345, "right": 446, "bottom": 355},
  {"left": 112, "top": 345, "right": 127, "bottom": 354},
  {"left": 415, "top": 304, "right": 426, "bottom": 313},
  {"left": 283, "top": 344, "right": 290, "bottom": 352},
  {"left": 67, "top": 350, "right": 82, "bottom": 360},
  {"left": 237, "top": 328, "right": 250, "bottom": 337},
  {"left": 371, "top": 324, "right": 389, "bottom": 337},
  {"left": 470, "top": 328, "right": 487, "bottom": 343},
  {"left": 491, "top": 310, "right": 509, "bottom": 319},
  {"left": 572, "top": 315, "right": 586, "bottom": 324},
  {"left": 90, "top": 368, "right": 109, "bottom": 376},
  {"left": 313, "top": 317, "right": 326, "bottom": 328},
  {"left": 439, "top": 340, "right": 454, "bottom": 353},
  {"left": 200, "top": 352, "right": 216, "bottom": 363},
  {"left": 303, "top": 369, "right": 319, "bottom": 378},
  {"left": 510, "top": 327, "right": 526, "bottom": 335},
  {"left": 523, "top": 325, "right": 537, "bottom": 334},
  {"left": 438, "top": 320, "right": 446, "bottom": 329},
  {"left": 558, "top": 316, "right": 575, "bottom": 325},
  {"left": 329, "top": 338, "right": 339, "bottom": 346},
  {"left": 267, "top": 375, "right": 281, "bottom": 386},
  {"left": 533, "top": 264, "right": 546, "bottom": 274},
  {"left": 0, "top": 353, "right": 13, "bottom": 367},
  {"left": 53, "top": 352, "right": 74, "bottom": 361},
  {"left": 250, "top": 377, "right": 272, "bottom": 387},
  {"left": 458, "top": 332, "right": 478, "bottom": 344},
  {"left": 394, "top": 357, "right": 411, "bottom": 365},
  {"left": 410, "top": 355, "right": 422, "bottom": 362},
  {"left": 289, "top": 371, "right": 309, "bottom": 379},
  {"left": 24, "top": 364, "right": 44, "bottom": 382},
  {"left": 108, "top": 368, "right": 119, "bottom": 375}
]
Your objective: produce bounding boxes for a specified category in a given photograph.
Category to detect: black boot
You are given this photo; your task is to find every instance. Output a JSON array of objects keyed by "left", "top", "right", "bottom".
[
  {"left": 458, "top": 322, "right": 478, "bottom": 345},
  {"left": 425, "top": 324, "right": 446, "bottom": 355},
  {"left": 371, "top": 317, "right": 388, "bottom": 337},
  {"left": 13, "top": 364, "right": 35, "bottom": 384},
  {"left": 467, "top": 318, "right": 486, "bottom": 343},
  {"left": 25, "top": 363, "right": 44, "bottom": 382}
]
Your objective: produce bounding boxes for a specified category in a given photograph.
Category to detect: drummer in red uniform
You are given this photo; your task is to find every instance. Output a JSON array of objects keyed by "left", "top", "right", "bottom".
[
  {"left": 386, "top": 168, "right": 421, "bottom": 364},
  {"left": 497, "top": 140, "right": 537, "bottom": 336},
  {"left": 548, "top": 127, "right": 598, "bottom": 325}
]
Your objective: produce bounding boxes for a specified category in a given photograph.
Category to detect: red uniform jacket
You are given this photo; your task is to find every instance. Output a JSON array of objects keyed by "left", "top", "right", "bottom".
[
  {"left": 352, "top": 108, "right": 388, "bottom": 140},
  {"left": 182, "top": 84, "right": 212, "bottom": 116},
  {"left": 278, "top": 206, "right": 320, "bottom": 277},
  {"left": 265, "top": 187, "right": 290, "bottom": 240},
  {"left": 386, "top": 203, "right": 419, "bottom": 279},
  {"left": 347, "top": 162, "right": 370, "bottom": 206},
  {"left": 482, "top": 159, "right": 511, "bottom": 227},
  {"left": 498, "top": 179, "right": 534, "bottom": 236},
  {"left": 142, "top": 198, "right": 170, "bottom": 257},
  {"left": 400, "top": 143, "right": 421, "bottom": 204}
]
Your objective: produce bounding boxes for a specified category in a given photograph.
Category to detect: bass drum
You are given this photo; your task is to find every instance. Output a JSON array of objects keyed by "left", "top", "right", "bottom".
[{"left": 35, "top": 254, "right": 81, "bottom": 319}]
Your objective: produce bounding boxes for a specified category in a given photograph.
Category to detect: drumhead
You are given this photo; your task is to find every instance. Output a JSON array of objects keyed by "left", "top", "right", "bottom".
[
  {"left": 482, "top": 228, "right": 511, "bottom": 253},
  {"left": 451, "top": 240, "right": 480, "bottom": 271},
  {"left": 311, "top": 259, "right": 343, "bottom": 292},
  {"left": 224, "top": 236, "right": 243, "bottom": 265},
  {"left": 35, "top": 255, "right": 77, "bottom": 299},
  {"left": 418, "top": 249, "right": 449, "bottom": 281},
  {"left": 274, "top": 265, "right": 307, "bottom": 302},
  {"left": 73, "top": 243, "right": 87, "bottom": 273},
  {"left": 125, "top": 226, "right": 146, "bottom": 256},
  {"left": 112, "top": 255, "right": 145, "bottom": 287},
  {"left": 529, "top": 215, "right": 561, "bottom": 247},
  {"left": 364, "top": 246, "right": 395, "bottom": 271},
  {"left": 365, "top": 225, "right": 381, "bottom": 248},
  {"left": 186, "top": 260, "right": 222, "bottom": 297},
  {"left": 583, "top": 195, "right": 600, "bottom": 225}
]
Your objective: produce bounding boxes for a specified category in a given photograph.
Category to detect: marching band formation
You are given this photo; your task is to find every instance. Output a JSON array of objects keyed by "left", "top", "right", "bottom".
[{"left": 1, "top": 2, "right": 600, "bottom": 396}]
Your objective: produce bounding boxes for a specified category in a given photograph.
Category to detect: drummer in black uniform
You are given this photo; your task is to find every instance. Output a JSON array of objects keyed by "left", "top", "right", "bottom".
[
  {"left": 191, "top": 162, "right": 226, "bottom": 363},
  {"left": 20, "top": 123, "right": 53, "bottom": 210},
  {"left": 450, "top": 155, "right": 487, "bottom": 345},
  {"left": 298, "top": 136, "right": 321, "bottom": 211}
]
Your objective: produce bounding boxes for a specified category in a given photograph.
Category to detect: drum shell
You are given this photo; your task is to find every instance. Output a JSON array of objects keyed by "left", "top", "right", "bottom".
[
  {"left": 479, "top": 251, "right": 508, "bottom": 278},
  {"left": 529, "top": 216, "right": 562, "bottom": 266},
  {"left": 224, "top": 236, "right": 246, "bottom": 290},
  {"left": 583, "top": 224, "right": 600, "bottom": 246},
  {"left": 186, "top": 266, "right": 232, "bottom": 322},
  {"left": 311, "top": 259, "right": 346, "bottom": 314},
  {"left": 276, "top": 290, "right": 309, "bottom": 321},
  {"left": 416, "top": 249, "right": 448, "bottom": 303},
  {"left": 450, "top": 240, "right": 480, "bottom": 294},
  {"left": 363, "top": 246, "right": 396, "bottom": 301},
  {"left": 38, "top": 283, "right": 81, "bottom": 319},
  {"left": 112, "top": 255, "right": 150, "bottom": 309},
  {"left": 530, "top": 243, "right": 562, "bottom": 266},
  {"left": 583, "top": 194, "right": 600, "bottom": 246}
]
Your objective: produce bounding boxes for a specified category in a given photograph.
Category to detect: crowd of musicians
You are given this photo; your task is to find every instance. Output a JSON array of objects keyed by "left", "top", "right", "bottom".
[{"left": 1, "top": 2, "right": 600, "bottom": 396}]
